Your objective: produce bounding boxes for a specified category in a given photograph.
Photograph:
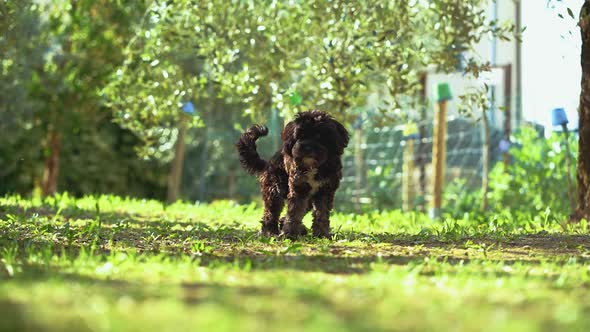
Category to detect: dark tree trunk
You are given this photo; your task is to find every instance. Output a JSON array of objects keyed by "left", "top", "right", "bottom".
[
  {"left": 572, "top": 3, "right": 590, "bottom": 222},
  {"left": 41, "top": 130, "right": 61, "bottom": 197}
]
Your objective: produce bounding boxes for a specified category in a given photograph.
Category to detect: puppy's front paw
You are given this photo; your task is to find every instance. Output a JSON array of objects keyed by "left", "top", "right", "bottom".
[
  {"left": 260, "top": 223, "right": 280, "bottom": 236},
  {"left": 279, "top": 222, "right": 308, "bottom": 240}
]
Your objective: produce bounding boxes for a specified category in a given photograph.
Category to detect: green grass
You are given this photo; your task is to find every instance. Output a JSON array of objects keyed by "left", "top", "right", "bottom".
[{"left": 1, "top": 193, "right": 589, "bottom": 332}]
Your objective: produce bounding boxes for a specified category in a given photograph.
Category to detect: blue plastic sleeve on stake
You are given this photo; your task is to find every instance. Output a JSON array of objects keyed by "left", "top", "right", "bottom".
[
  {"left": 182, "top": 102, "right": 196, "bottom": 115},
  {"left": 551, "top": 108, "right": 568, "bottom": 126},
  {"left": 499, "top": 139, "right": 511, "bottom": 153}
]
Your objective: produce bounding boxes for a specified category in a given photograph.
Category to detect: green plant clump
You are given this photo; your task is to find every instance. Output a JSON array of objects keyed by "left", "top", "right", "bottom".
[{"left": 445, "top": 126, "right": 578, "bottom": 219}]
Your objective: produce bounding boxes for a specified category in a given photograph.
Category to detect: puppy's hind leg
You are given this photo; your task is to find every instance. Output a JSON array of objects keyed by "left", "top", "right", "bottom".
[{"left": 260, "top": 199, "right": 283, "bottom": 236}]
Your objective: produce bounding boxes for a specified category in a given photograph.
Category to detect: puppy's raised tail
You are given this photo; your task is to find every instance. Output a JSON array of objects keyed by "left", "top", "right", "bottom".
[{"left": 236, "top": 125, "right": 269, "bottom": 175}]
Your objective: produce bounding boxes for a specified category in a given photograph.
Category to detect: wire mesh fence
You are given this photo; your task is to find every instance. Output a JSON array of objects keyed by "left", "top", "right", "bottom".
[
  {"left": 179, "top": 111, "right": 509, "bottom": 214},
  {"left": 335, "top": 115, "right": 506, "bottom": 212}
]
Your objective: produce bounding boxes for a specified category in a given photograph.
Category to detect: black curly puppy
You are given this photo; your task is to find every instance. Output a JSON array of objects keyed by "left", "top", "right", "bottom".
[{"left": 236, "top": 110, "right": 349, "bottom": 239}]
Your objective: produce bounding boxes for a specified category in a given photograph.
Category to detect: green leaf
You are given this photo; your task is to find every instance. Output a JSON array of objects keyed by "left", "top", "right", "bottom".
[{"left": 567, "top": 7, "right": 575, "bottom": 20}]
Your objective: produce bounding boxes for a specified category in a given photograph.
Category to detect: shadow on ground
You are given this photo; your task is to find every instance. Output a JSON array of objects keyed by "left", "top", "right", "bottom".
[{"left": 2, "top": 202, "right": 590, "bottom": 275}]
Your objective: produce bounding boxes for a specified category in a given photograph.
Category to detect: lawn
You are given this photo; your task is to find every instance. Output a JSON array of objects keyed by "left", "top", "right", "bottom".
[{"left": 1, "top": 194, "right": 589, "bottom": 332}]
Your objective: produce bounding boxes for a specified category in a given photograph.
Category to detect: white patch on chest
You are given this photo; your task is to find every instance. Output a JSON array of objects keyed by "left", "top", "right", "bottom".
[{"left": 305, "top": 168, "right": 323, "bottom": 194}]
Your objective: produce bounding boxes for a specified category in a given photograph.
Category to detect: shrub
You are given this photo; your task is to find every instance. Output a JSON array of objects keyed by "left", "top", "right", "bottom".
[{"left": 445, "top": 126, "right": 577, "bottom": 218}]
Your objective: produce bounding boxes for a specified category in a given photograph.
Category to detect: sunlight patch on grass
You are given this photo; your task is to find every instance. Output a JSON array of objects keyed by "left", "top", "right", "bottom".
[{"left": 1, "top": 194, "right": 590, "bottom": 331}]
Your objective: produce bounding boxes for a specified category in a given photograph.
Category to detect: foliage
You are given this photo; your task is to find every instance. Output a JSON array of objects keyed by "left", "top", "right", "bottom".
[
  {"left": 365, "top": 165, "right": 403, "bottom": 211},
  {"left": 457, "top": 85, "right": 491, "bottom": 120},
  {"left": 180, "top": 107, "right": 272, "bottom": 203},
  {"left": 0, "top": 1, "right": 161, "bottom": 196},
  {"left": 487, "top": 126, "right": 578, "bottom": 216},
  {"left": 0, "top": 1, "right": 527, "bottom": 204},
  {"left": 56, "top": 118, "right": 169, "bottom": 198},
  {"left": 0, "top": 1, "right": 45, "bottom": 192},
  {"left": 2, "top": 0, "right": 523, "bottom": 201},
  {"left": 102, "top": 0, "right": 296, "bottom": 157},
  {"left": 444, "top": 126, "right": 578, "bottom": 218},
  {"left": 104, "top": 0, "right": 520, "bottom": 154},
  {"left": 21, "top": 0, "right": 147, "bottom": 136},
  {"left": 1, "top": 194, "right": 590, "bottom": 331}
]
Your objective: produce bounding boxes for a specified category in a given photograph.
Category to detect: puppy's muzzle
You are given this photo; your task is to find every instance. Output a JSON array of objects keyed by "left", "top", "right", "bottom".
[{"left": 293, "top": 140, "right": 327, "bottom": 167}]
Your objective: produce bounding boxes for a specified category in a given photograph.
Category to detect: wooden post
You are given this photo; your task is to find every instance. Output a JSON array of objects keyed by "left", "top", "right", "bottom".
[
  {"left": 515, "top": 1, "right": 523, "bottom": 128},
  {"left": 167, "top": 102, "right": 195, "bottom": 203},
  {"left": 417, "top": 73, "right": 428, "bottom": 213},
  {"left": 270, "top": 108, "right": 281, "bottom": 153},
  {"left": 228, "top": 168, "right": 236, "bottom": 200},
  {"left": 562, "top": 124, "right": 576, "bottom": 211},
  {"left": 481, "top": 112, "right": 490, "bottom": 212},
  {"left": 167, "top": 115, "right": 188, "bottom": 203},
  {"left": 353, "top": 126, "right": 365, "bottom": 212},
  {"left": 198, "top": 125, "right": 208, "bottom": 202},
  {"left": 402, "top": 139, "right": 416, "bottom": 212},
  {"left": 502, "top": 64, "right": 512, "bottom": 171},
  {"left": 431, "top": 83, "right": 451, "bottom": 219},
  {"left": 552, "top": 107, "right": 576, "bottom": 213},
  {"left": 431, "top": 101, "right": 447, "bottom": 218},
  {"left": 402, "top": 123, "right": 418, "bottom": 212}
]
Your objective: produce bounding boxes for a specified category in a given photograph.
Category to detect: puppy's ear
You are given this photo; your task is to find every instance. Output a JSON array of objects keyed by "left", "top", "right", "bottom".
[
  {"left": 281, "top": 121, "right": 296, "bottom": 156},
  {"left": 332, "top": 119, "right": 350, "bottom": 150}
]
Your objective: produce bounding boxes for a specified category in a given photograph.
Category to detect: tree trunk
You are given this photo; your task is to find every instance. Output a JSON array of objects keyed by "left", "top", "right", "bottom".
[
  {"left": 166, "top": 116, "right": 188, "bottom": 203},
  {"left": 572, "top": 3, "right": 590, "bottom": 222},
  {"left": 41, "top": 130, "right": 61, "bottom": 197},
  {"left": 481, "top": 112, "right": 490, "bottom": 212}
]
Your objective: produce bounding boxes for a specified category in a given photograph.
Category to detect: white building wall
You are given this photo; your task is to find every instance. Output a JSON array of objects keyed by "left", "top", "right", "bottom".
[{"left": 426, "top": 0, "right": 518, "bottom": 131}]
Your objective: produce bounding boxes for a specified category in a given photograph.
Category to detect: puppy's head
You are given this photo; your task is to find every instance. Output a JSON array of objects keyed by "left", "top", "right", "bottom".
[{"left": 282, "top": 110, "right": 349, "bottom": 168}]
